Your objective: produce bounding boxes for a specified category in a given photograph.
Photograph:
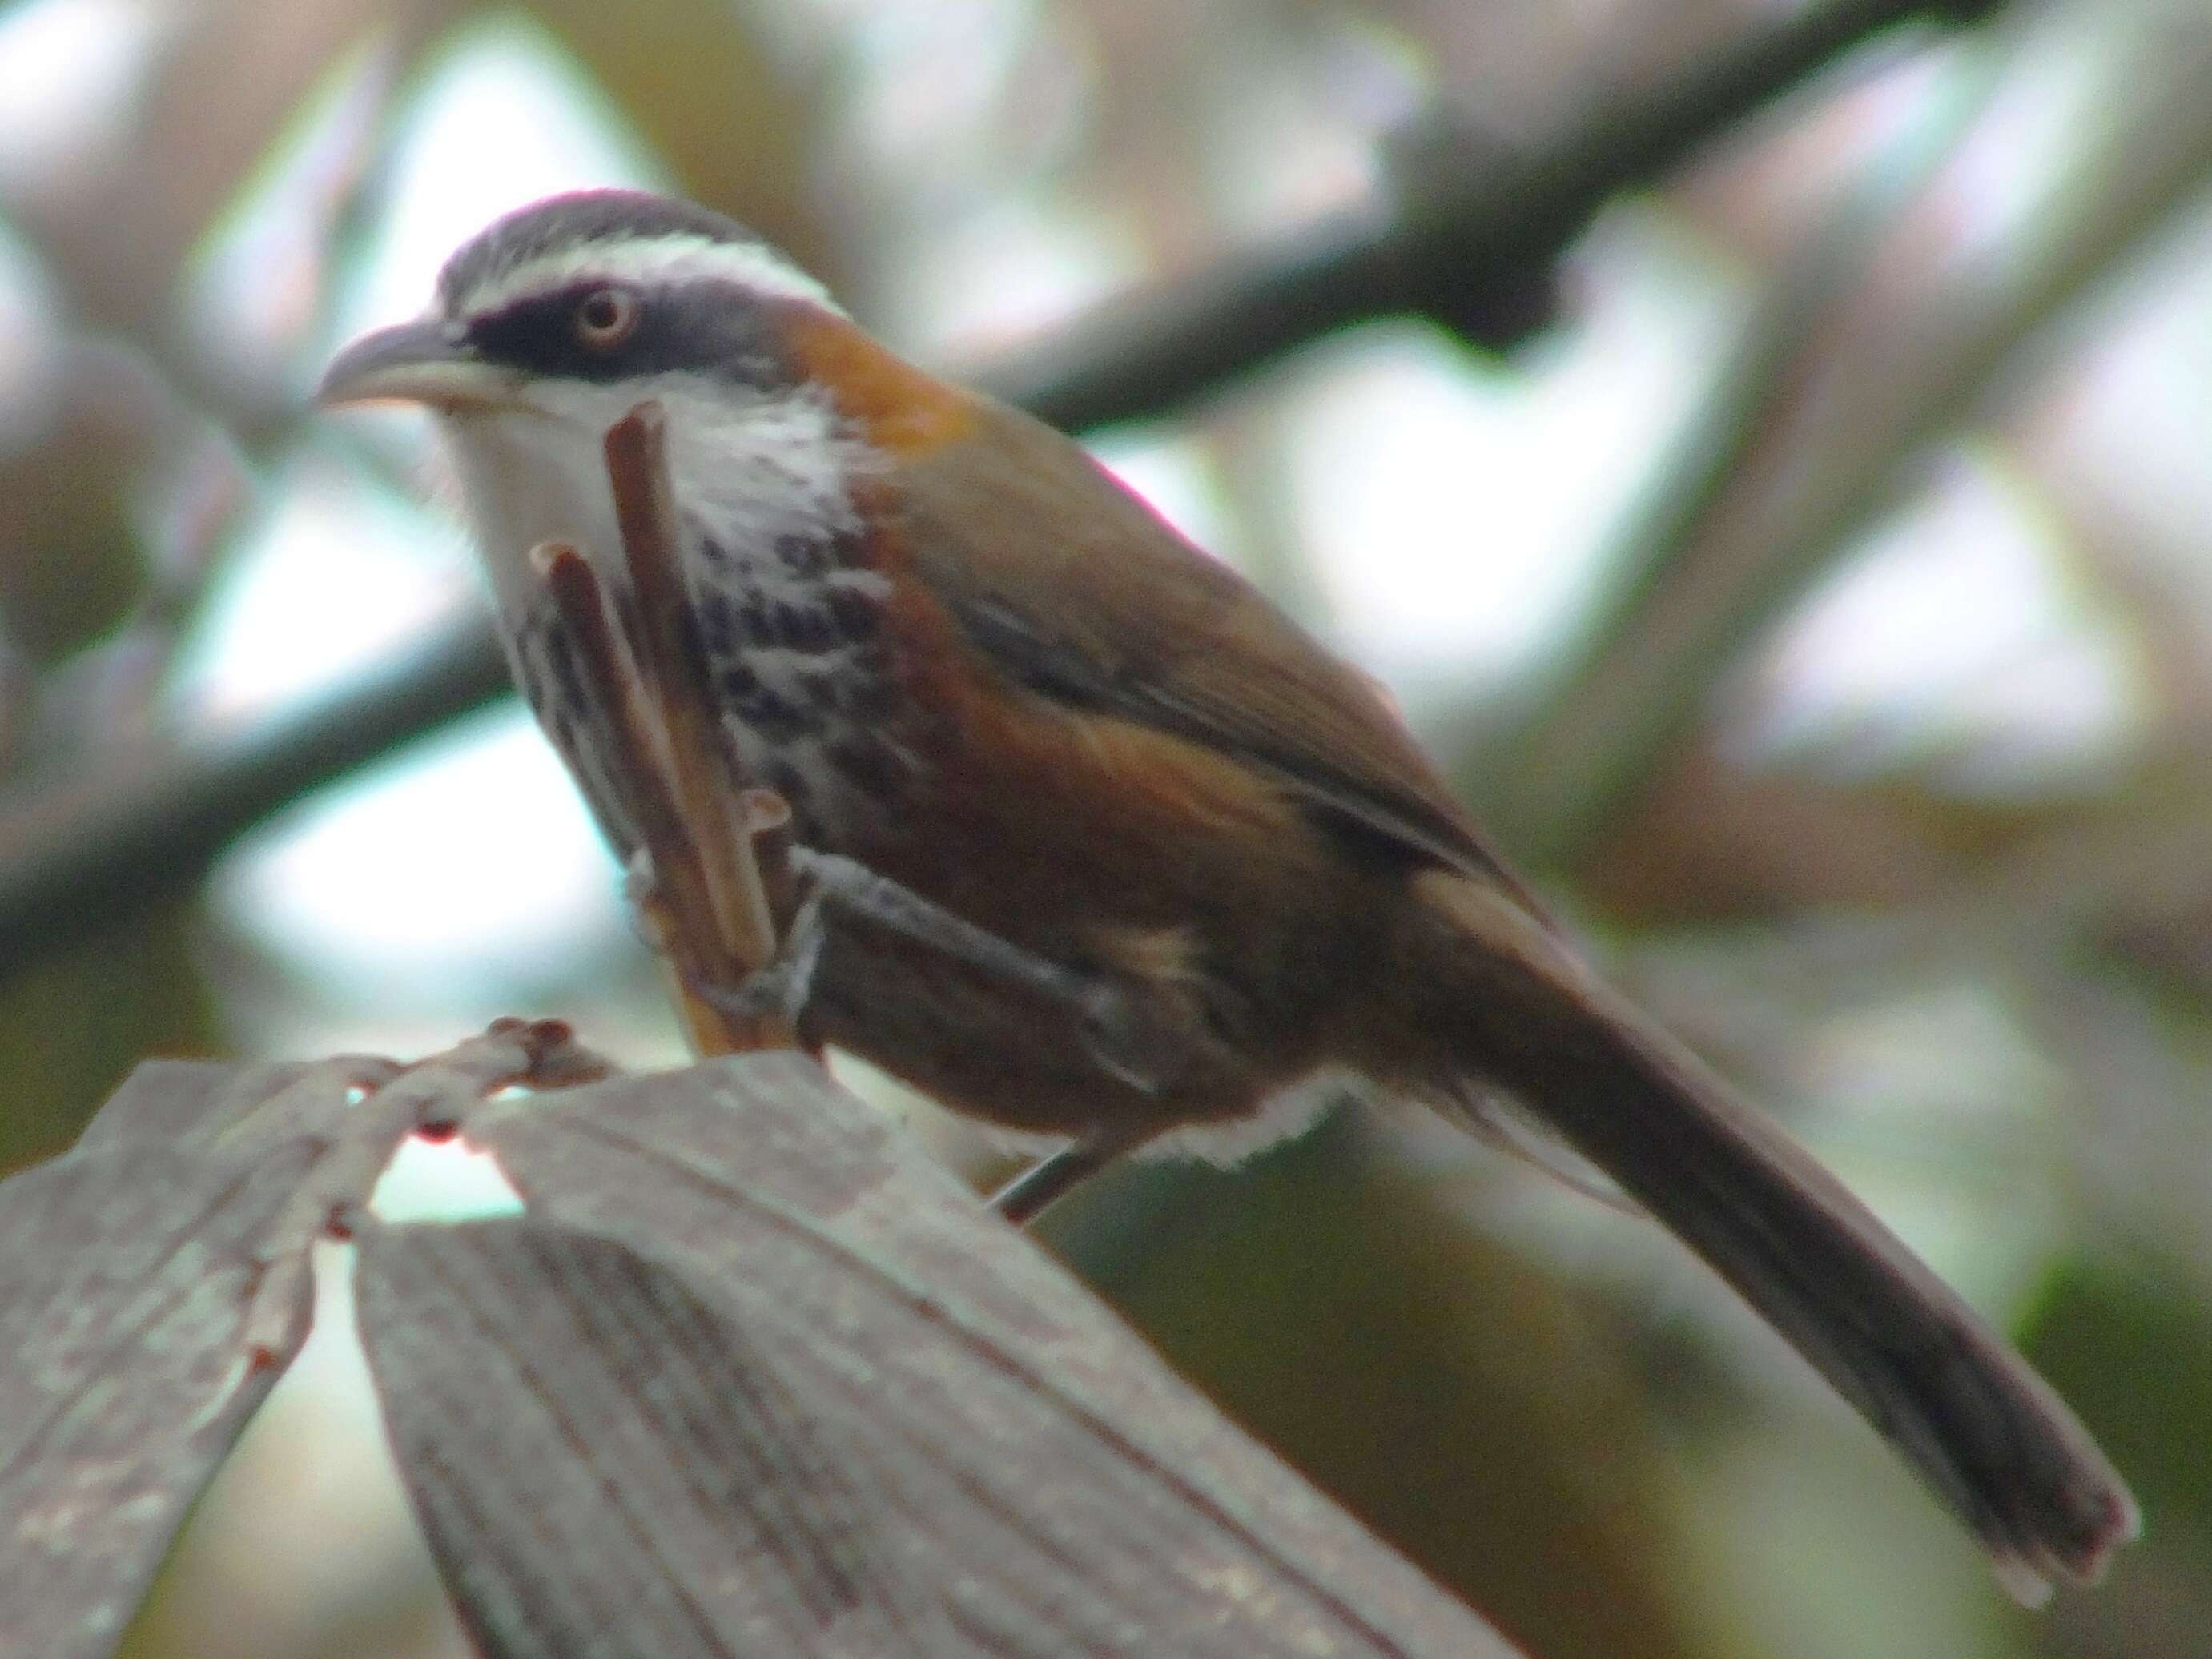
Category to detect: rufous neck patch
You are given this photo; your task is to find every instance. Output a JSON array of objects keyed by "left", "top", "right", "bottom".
[{"left": 782, "top": 307, "right": 978, "bottom": 456}]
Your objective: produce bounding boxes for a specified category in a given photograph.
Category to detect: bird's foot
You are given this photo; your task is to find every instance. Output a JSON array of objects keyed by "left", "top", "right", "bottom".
[
  {"left": 770, "top": 850, "right": 1176, "bottom": 1095},
  {"left": 988, "top": 1139, "right": 1112, "bottom": 1227},
  {"left": 678, "top": 847, "right": 1180, "bottom": 1093},
  {"left": 696, "top": 875, "right": 833, "bottom": 1030}
]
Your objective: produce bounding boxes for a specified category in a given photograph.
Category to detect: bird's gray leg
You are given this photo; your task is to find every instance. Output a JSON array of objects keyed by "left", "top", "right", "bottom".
[
  {"left": 698, "top": 848, "right": 1176, "bottom": 1096},
  {"left": 987, "top": 1125, "right": 1156, "bottom": 1227},
  {"left": 697, "top": 875, "right": 832, "bottom": 1028}
]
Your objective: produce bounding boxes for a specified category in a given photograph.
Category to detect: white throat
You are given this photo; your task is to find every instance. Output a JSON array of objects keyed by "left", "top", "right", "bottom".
[
  {"left": 432, "top": 372, "right": 870, "bottom": 616},
  {"left": 429, "top": 365, "right": 910, "bottom": 852}
]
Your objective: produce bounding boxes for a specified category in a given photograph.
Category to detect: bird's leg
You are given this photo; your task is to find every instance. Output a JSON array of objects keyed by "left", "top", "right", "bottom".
[
  {"left": 987, "top": 1126, "right": 1155, "bottom": 1227},
  {"left": 703, "top": 848, "right": 1183, "bottom": 1225},
  {"left": 697, "top": 848, "right": 1180, "bottom": 1096},
  {"left": 702, "top": 876, "right": 833, "bottom": 1028}
]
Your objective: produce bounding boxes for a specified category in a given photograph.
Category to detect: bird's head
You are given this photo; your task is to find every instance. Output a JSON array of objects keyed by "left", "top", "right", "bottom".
[
  {"left": 318, "top": 188, "right": 843, "bottom": 422},
  {"left": 317, "top": 189, "right": 940, "bottom": 599}
]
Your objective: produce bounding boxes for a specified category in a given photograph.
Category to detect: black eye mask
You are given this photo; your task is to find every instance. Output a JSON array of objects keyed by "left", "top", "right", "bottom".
[{"left": 465, "top": 280, "right": 795, "bottom": 391}]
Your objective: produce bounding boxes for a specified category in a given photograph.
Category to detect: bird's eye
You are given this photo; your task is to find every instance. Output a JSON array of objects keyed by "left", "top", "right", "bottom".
[{"left": 574, "top": 287, "right": 639, "bottom": 350}]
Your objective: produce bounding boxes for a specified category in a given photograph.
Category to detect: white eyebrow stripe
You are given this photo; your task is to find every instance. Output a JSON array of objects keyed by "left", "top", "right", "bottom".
[{"left": 450, "top": 234, "right": 843, "bottom": 317}]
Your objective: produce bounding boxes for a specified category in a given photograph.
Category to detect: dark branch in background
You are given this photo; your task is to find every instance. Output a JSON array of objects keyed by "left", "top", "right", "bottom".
[
  {"left": 0, "top": 615, "right": 509, "bottom": 959},
  {"left": 996, "top": 0, "right": 1999, "bottom": 429},
  {"left": 0, "top": 0, "right": 1999, "bottom": 975}
]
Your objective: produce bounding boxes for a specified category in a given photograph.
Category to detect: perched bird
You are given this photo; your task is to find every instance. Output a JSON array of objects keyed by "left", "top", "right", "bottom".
[{"left": 320, "top": 188, "right": 2137, "bottom": 1598}]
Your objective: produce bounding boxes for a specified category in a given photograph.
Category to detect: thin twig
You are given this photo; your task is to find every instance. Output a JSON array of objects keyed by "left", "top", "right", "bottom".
[
  {"left": 600, "top": 408, "right": 784, "bottom": 982},
  {"left": 739, "top": 787, "right": 801, "bottom": 938},
  {"left": 529, "top": 405, "right": 804, "bottom": 1055},
  {"left": 533, "top": 542, "right": 774, "bottom": 1055}
]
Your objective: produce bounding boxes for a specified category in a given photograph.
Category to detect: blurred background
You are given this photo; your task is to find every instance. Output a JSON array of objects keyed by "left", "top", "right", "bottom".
[{"left": 0, "top": 0, "right": 2206, "bottom": 1653}]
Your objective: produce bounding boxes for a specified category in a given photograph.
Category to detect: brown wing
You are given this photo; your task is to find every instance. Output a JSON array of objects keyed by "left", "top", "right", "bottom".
[{"left": 896, "top": 394, "right": 1554, "bottom": 919}]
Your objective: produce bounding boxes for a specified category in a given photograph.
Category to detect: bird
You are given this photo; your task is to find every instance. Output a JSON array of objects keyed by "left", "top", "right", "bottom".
[{"left": 319, "top": 187, "right": 2137, "bottom": 1600}]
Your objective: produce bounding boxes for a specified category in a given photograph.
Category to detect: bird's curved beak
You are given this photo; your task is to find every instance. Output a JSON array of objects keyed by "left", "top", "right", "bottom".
[{"left": 316, "top": 319, "right": 515, "bottom": 411}]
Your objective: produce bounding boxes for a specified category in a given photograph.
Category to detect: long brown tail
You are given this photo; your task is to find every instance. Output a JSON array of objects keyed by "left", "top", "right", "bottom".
[{"left": 1406, "top": 874, "right": 2138, "bottom": 1602}]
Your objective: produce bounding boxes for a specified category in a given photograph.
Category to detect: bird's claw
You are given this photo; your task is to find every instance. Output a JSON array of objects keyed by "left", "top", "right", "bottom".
[
  {"left": 684, "top": 846, "right": 1181, "bottom": 1096},
  {"left": 693, "top": 878, "right": 831, "bottom": 1028}
]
